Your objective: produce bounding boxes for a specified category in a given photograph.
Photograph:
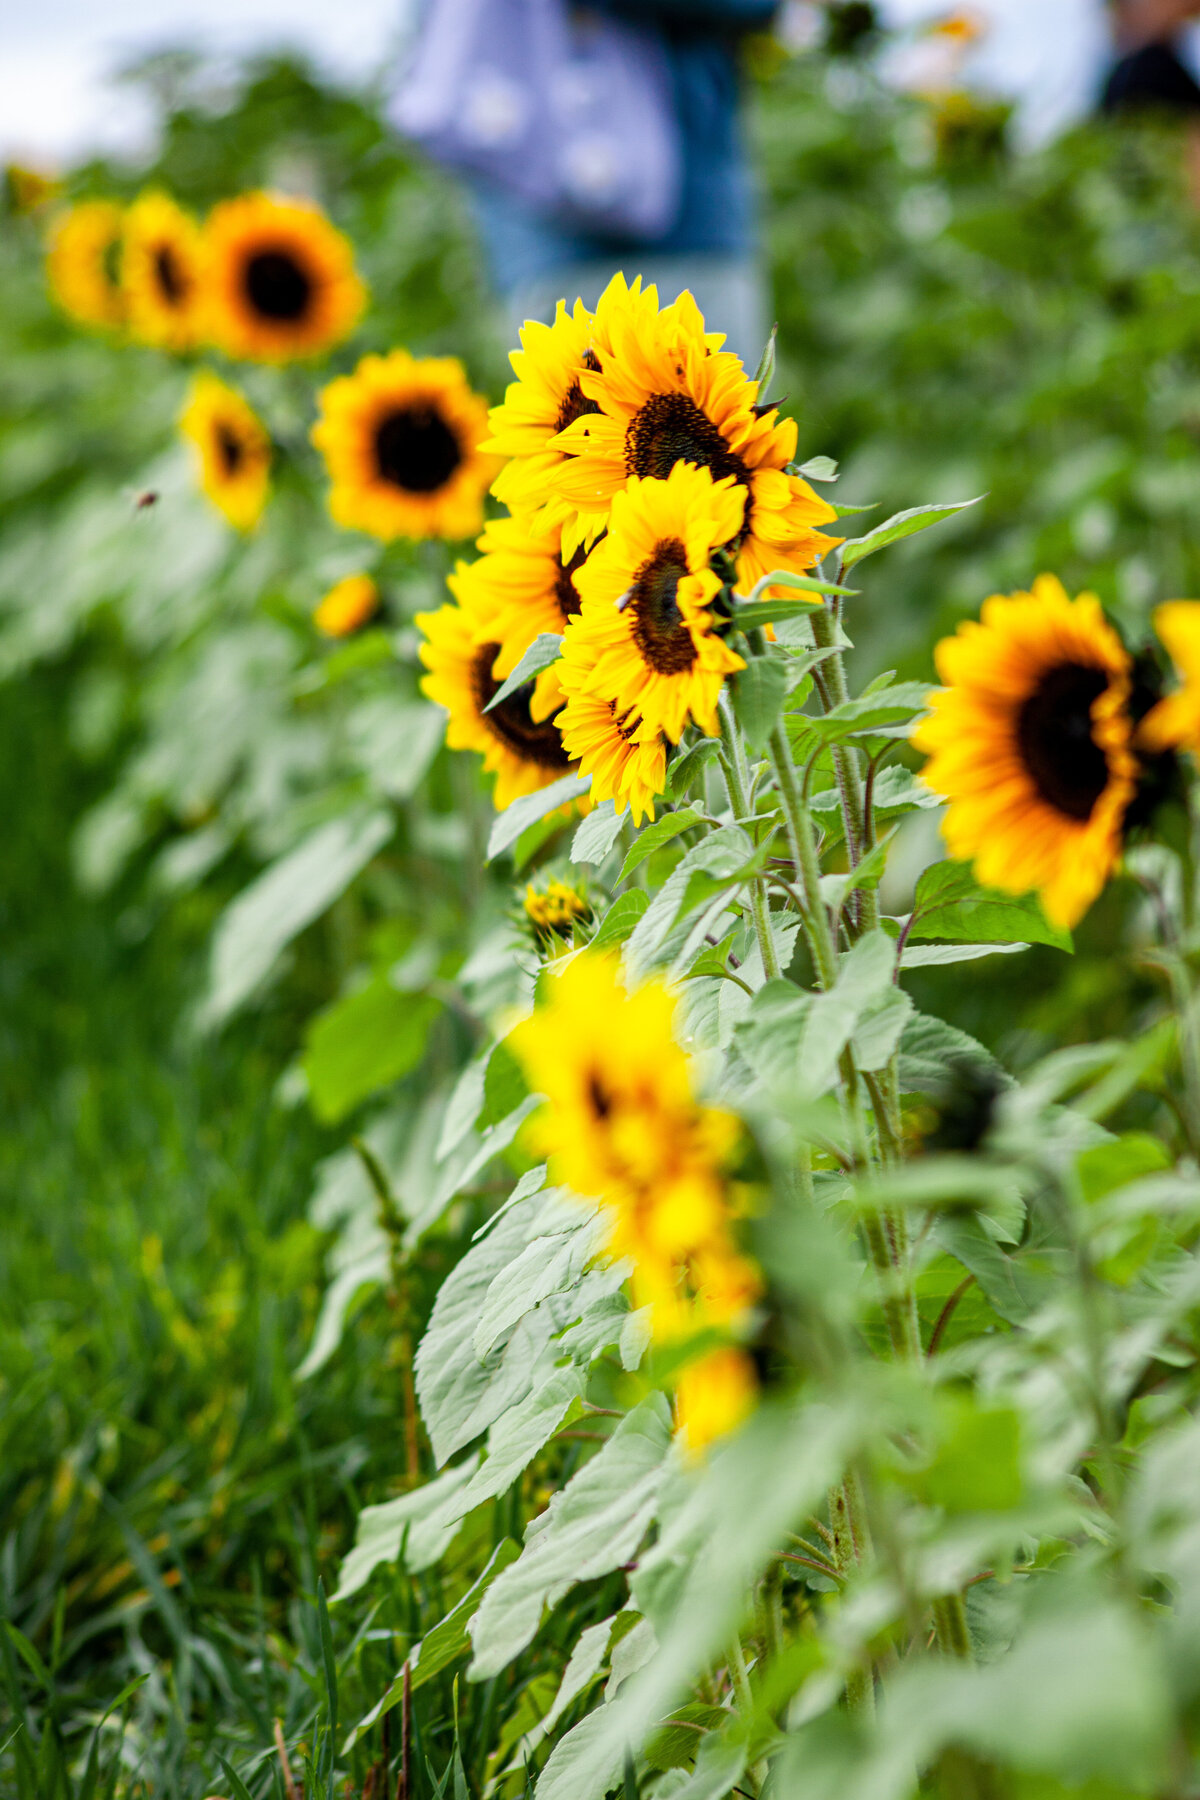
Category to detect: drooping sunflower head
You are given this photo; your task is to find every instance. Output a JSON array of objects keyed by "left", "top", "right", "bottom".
[
  {"left": 484, "top": 296, "right": 599, "bottom": 527},
  {"left": 913, "top": 574, "right": 1139, "bottom": 928},
  {"left": 179, "top": 371, "right": 271, "bottom": 532},
  {"left": 556, "top": 610, "right": 667, "bottom": 825},
  {"left": 448, "top": 512, "right": 592, "bottom": 720},
  {"left": 313, "top": 352, "right": 496, "bottom": 543},
  {"left": 416, "top": 597, "right": 578, "bottom": 811},
  {"left": 314, "top": 573, "right": 379, "bottom": 638},
  {"left": 201, "top": 191, "right": 365, "bottom": 363},
  {"left": 46, "top": 199, "right": 126, "bottom": 331},
  {"left": 509, "top": 951, "right": 738, "bottom": 1240},
  {"left": 546, "top": 272, "right": 840, "bottom": 587},
  {"left": 568, "top": 460, "right": 747, "bottom": 744},
  {"left": 121, "top": 190, "right": 203, "bottom": 352}
]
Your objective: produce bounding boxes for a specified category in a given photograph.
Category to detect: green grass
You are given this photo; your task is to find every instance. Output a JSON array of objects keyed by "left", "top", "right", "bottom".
[{"left": 0, "top": 659, "right": 399, "bottom": 1793}]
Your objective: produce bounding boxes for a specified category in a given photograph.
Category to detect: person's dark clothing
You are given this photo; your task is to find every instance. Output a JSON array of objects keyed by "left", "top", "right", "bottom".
[{"left": 1103, "top": 39, "right": 1200, "bottom": 114}]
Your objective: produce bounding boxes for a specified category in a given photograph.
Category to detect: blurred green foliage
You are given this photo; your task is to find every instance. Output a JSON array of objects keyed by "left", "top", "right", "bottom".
[{"left": 5, "top": 32, "right": 1200, "bottom": 1798}]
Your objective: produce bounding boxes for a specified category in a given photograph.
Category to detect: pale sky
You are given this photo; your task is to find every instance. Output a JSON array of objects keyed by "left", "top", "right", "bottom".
[{"left": 0, "top": 1, "right": 1178, "bottom": 167}]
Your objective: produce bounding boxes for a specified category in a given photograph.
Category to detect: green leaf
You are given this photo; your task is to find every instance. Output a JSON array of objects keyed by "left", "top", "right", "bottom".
[
  {"left": 303, "top": 979, "right": 440, "bottom": 1124},
  {"left": 899, "top": 1398, "right": 1024, "bottom": 1512},
  {"left": 899, "top": 1012, "right": 1005, "bottom": 1096},
  {"left": 316, "top": 1578, "right": 339, "bottom": 1753},
  {"left": 333, "top": 1457, "right": 483, "bottom": 1599},
  {"left": 473, "top": 1212, "right": 609, "bottom": 1358},
  {"left": 840, "top": 495, "right": 983, "bottom": 569},
  {"left": 731, "top": 655, "right": 788, "bottom": 751},
  {"left": 591, "top": 890, "right": 650, "bottom": 948},
  {"left": 483, "top": 634, "right": 563, "bottom": 712},
  {"left": 488, "top": 774, "right": 592, "bottom": 861},
  {"left": 468, "top": 1395, "right": 673, "bottom": 1679},
  {"left": 217, "top": 1755, "right": 257, "bottom": 1800},
  {"left": 910, "top": 860, "right": 1073, "bottom": 951},
  {"left": 619, "top": 805, "right": 703, "bottom": 882},
  {"left": 797, "top": 453, "right": 838, "bottom": 482},
  {"left": 203, "top": 809, "right": 394, "bottom": 1026},
  {"left": 734, "top": 597, "right": 825, "bottom": 630},
  {"left": 571, "top": 799, "right": 622, "bottom": 865},
  {"left": 1077, "top": 1133, "right": 1171, "bottom": 1203},
  {"left": 900, "top": 941, "right": 1029, "bottom": 969},
  {"left": 667, "top": 736, "right": 721, "bottom": 799},
  {"left": 931, "top": 1214, "right": 1042, "bottom": 1324},
  {"left": 644, "top": 1705, "right": 731, "bottom": 1771},
  {"left": 800, "top": 681, "right": 932, "bottom": 746},
  {"left": 741, "top": 568, "right": 857, "bottom": 603},
  {"left": 535, "top": 1704, "right": 626, "bottom": 1800},
  {"left": 483, "top": 1039, "right": 529, "bottom": 1126}
]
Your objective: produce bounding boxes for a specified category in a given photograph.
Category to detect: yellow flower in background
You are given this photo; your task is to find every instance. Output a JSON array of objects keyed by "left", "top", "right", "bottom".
[
  {"left": 1138, "top": 602, "right": 1200, "bottom": 754},
  {"left": 313, "top": 351, "right": 495, "bottom": 543},
  {"left": 913, "top": 575, "right": 1138, "bottom": 929},
  {"left": 675, "top": 1347, "right": 758, "bottom": 1457},
  {"left": 448, "top": 512, "right": 591, "bottom": 722},
  {"left": 510, "top": 952, "right": 741, "bottom": 1265},
  {"left": 314, "top": 573, "right": 379, "bottom": 638},
  {"left": 416, "top": 598, "right": 579, "bottom": 810},
  {"left": 483, "top": 296, "right": 601, "bottom": 530},
  {"left": 122, "top": 191, "right": 203, "bottom": 352},
  {"left": 179, "top": 371, "right": 271, "bottom": 532},
  {"left": 523, "top": 878, "right": 590, "bottom": 937},
  {"left": 202, "top": 191, "right": 365, "bottom": 363},
  {"left": 569, "top": 462, "right": 747, "bottom": 744},
  {"left": 556, "top": 619, "right": 667, "bottom": 825},
  {"left": 546, "top": 273, "right": 840, "bottom": 589},
  {"left": 46, "top": 199, "right": 125, "bottom": 330}
]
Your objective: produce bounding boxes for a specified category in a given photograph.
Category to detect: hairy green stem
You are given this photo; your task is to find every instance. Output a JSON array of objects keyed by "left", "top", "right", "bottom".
[{"left": 718, "top": 702, "right": 781, "bottom": 980}]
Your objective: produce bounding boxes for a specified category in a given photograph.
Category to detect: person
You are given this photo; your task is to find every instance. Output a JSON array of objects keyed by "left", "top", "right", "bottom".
[
  {"left": 462, "top": 0, "right": 779, "bottom": 368},
  {"left": 1102, "top": 0, "right": 1200, "bottom": 114}
]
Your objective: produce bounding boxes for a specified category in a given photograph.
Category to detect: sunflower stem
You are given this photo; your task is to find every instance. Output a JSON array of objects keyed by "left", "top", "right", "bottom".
[{"left": 719, "top": 702, "right": 781, "bottom": 981}]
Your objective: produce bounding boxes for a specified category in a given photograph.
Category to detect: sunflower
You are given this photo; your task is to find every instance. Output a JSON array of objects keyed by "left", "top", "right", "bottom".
[
  {"left": 556, "top": 615, "right": 667, "bottom": 825},
  {"left": 121, "top": 191, "right": 203, "bottom": 352},
  {"left": 46, "top": 199, "right": 125, "bottom": 330},
  {"left": 416, "top": 599, "right": 579, "bottom": 810},
  {"left": 567, "top": 461, "right": 746, "bottom": 744},
  {"left": 912, "top": 574, "right": 1139, "bottom": 929},
  {"left": 313, "top": 352, "right": 496, "bottom": 543},
  {"left": 315, "top": 573, "right": 379, "bottom": 637},
  {"left": 448, "top": 512, "right": 592, "bottom": 720},
  {"left": 1137, "top": 603, "right": 1200, "bottom": 754},
  {"left": 179, "top": 372, "right": 271, "bottom": 532},
  {"left": 545, "top": 274, "right": 840, "bottom": 589},
  {"left": 483, "top": 297, "right": 601, "bottom": 538},
  {"left": 675, "top": 1347, "right": 758, "bottom": 1456},
  {"left": 202, "top": 191, "right": 365, "bottom": 363}
]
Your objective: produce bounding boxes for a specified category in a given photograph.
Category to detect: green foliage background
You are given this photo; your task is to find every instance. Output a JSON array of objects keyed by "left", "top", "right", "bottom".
[{"left": 5, "top": 38, "right": 1200, "bottom": 1800}]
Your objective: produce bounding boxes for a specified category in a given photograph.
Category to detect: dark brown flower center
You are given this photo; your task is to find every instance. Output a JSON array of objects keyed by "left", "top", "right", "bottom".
[
  {"left": 629, "top": 538, "right": 697, "bottom": 677},
  {"left": 626, "top": 392, "right": 749, "bottom": 491},
  {"left": 470, "top": 643, "right": 574, "bottom": 770},
  {"left": 216, "top": 424, "right": 244, "bottom": 476},
  {"left": 374, "top": 405, "right": 463, "bottom": 494},
  {"left": 154, "top": 243, "right": 186, "bottom": 306},
  {"left": 243, "top": 248, "right": 312, "bottom": 321},
  {"left": 553, "top": 541, "right": 591, "bottom": 624},
  {"left": 556, "top": 350, "right": 602, "bottom": 435},
  {"left": 1016, "top": 662, "right": 1111, "bottom": 821}
]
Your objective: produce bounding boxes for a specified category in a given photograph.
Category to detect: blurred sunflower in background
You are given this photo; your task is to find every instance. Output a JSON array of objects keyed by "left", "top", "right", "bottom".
[
  {"left": 46, "top": 198, "right": 126, "bottom": 330},
  {"left": 569, "top": 462, "right": 746, "bottom": 743},
  {"left": 202, "top": 191, "right": 365, "bottom": 362},
  {"left": 122, "top": 191, "right": 203, "bottom": 353},
  {"left": 914, "top": 575, "right": 1139, "bottom": 928},
  {"left": 179, "top": 371, "right": 272, "bottom": 532},
  {"left": 314, "top": 572, "right": 379, "bottom": 637},
  {"left": 313, "top": 351, "right": 495, "bottom": 542},
  {"left": 547, "top": 275, "right": 840, "bottom": 592},
  {"left": 416, "top": 598, "right": 579, "bottom": 809}
]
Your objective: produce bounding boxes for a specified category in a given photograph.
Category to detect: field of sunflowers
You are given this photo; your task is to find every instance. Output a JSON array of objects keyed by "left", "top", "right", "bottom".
[{"left": 11, "top": 27, "right": 1200, "bottom": 1800}]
